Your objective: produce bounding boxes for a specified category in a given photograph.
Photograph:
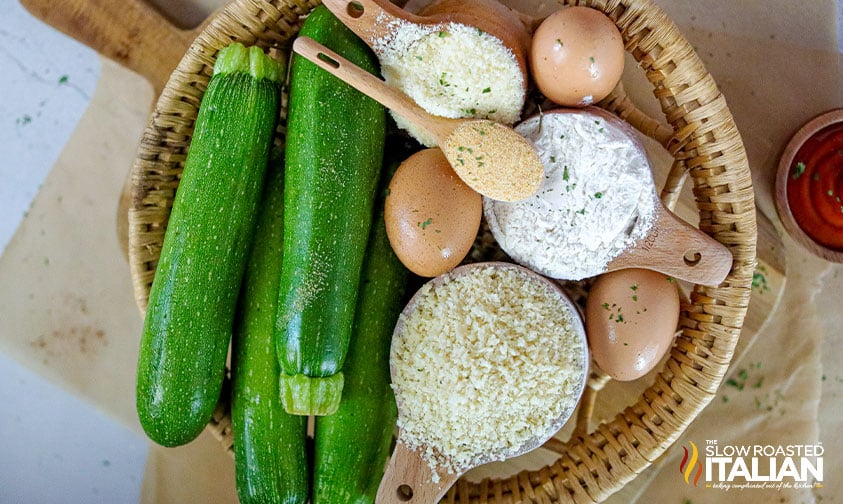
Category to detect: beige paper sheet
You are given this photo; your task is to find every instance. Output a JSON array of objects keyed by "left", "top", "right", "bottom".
[
  {"left": 599, "top": 4, "right": 842, "bottom": 502},
  {"left": 0, "top": 57, "right": 151, "bottom": 433},
  {"left": 606, "top": 242, "right": 832, "bottom": 504}
]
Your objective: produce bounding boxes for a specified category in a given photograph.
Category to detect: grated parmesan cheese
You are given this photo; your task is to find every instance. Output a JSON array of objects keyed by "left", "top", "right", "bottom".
[
  {"left": 390, "top": 263, "right": 587, "bottom": 479},
  {"left": 372, "top": 18, "right": 525, "bottom": 146}
]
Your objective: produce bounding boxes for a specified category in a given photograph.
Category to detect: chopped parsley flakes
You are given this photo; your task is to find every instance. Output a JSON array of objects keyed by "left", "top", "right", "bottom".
[{"left": 792, "top": 161, "right": 806, "bottom": 179}]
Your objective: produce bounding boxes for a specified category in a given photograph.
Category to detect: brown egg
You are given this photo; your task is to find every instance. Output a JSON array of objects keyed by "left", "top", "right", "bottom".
[
  {"left": 585, "top": 268, "right": 679, "bottom": 381},
  {"left": 530, "top": 6, "right": 625, "bottom": 107},
  {"left": 385, "top": 148, "right": 482, "bottom": 277}
]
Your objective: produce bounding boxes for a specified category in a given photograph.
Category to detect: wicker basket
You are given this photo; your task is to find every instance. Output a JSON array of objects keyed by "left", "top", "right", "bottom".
[{"left": 127, "top": 0, "right": 757, "bottom": 501}]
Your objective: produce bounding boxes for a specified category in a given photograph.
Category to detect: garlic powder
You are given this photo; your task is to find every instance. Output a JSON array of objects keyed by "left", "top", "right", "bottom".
[
  {"left": 484, "top": 109, "right": 657, "bottom": 280},
  {"left": 390, "top": 263, "right": 587, "bottom": 478},
  {"left": 372, "top": 18, "right": 525, "bottom": 146}
]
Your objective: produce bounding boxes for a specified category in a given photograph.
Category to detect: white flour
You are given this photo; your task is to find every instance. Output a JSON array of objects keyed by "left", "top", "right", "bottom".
[
  {"left": 484, "top": 109, "right": 657, "bottom": 280},
  {"left": 371, "top": 16, "right": 525, "bottom": 146}
]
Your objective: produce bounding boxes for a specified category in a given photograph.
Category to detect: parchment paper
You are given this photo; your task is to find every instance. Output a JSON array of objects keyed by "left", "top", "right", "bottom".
[
  {"left": 599, "top": 3, "right": 843, "bottom": 501},
  {"left": 0, "top": 57, "right": 150, "bottom": 432}
]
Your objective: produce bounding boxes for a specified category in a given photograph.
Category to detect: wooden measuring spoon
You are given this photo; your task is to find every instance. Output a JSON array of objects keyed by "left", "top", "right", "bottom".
[
  {"left": 321, "top": 0, "right": 531, "bottom": 79},
  {"left": 292, "top": 36, "right": 543, "bottom": 202},
  {"left": 482, "top": 107, "right": 733, "bottom": 286},
  {"left": 605, "top": 197, "right": 733, "bottom": 286},
  {"left": 378, "top": 426, "right": 573, "bottom": 503},
  {"left": 376, "top": 440, "right": 457, "bottom": 504},
  {"left": 376, "top": 262, "right": 588, "bottom": 503}
]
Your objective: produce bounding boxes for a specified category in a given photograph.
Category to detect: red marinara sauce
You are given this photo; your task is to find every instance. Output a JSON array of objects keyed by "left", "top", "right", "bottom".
[{"left": 786, "top": 121, "right": 843, "bottom": 251}]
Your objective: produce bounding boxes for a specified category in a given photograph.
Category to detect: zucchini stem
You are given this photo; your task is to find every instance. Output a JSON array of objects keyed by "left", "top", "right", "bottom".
[
  {"left": 214, "top": 42, "right": 286, "bottom": 83},
  {"left": 280, "top": 373, "right": 345, "bottom": 416}
]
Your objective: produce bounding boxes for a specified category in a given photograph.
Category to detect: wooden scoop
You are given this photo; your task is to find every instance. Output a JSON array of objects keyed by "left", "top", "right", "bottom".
[
  {"left": 376, "top": 440, "right": 458, "bottom": 504},
  {"left": 321, "top": 0, "right": 531, "bottom": 80},
  {"left": 606, "top": 195, "right": 733, "bottom": 286},
  {"left": 376, "top": 262, "right": 587, "bottom": 503},
  {"left": 292, "top": 36, "right": 543, "bottom": 202},
  {"left": 377, "top": 428, "right": 569, "bottom": 503}
]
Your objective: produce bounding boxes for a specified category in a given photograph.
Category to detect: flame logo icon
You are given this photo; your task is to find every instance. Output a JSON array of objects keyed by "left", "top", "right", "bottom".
[{"left": 679, "top": 441, "right": 703, "bottom": 486}]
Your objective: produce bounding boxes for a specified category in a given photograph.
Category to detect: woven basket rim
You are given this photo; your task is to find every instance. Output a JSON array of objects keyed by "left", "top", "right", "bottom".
[{"left": 127, "top": 0, "right": 757, "bottom": 502}]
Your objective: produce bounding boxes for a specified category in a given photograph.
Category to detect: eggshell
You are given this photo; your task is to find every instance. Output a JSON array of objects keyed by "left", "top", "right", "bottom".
[
  {"left": 529, "top": 6, "right": 625, "bottom": 107},
  {"left": 385, "top": 148, "right": 482, "bottom": 277},
  {"left": 585, "top": 268, "right": 679, "bottom": 381}
]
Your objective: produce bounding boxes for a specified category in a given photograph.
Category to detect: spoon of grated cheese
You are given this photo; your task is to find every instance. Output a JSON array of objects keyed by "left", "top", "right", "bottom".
[
  {"left": 293, "top": 36, "right": 544, "bottom": 202},
  {"left": 322, "top": 0, "right": 531, "bottom": 147},
  {"left": 375, "top": 262, "right": 588, "bottom": 503}
]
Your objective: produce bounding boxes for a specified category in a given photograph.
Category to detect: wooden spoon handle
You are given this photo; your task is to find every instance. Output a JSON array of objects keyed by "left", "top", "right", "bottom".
[
  {"left": 19, "top": 0, "right": 195, "bottom": 96},
  {"left": 607, "top": 203, "right": 733, "bottom": 286},
  {"left": 292, "top": 36, "right": 457, "bottom": 140},
  {"left": 375, "top": 440, "right": 460, "bottom": 504},
  {"left": 321, "top": 0, "right": 426, "bottom": 49}
]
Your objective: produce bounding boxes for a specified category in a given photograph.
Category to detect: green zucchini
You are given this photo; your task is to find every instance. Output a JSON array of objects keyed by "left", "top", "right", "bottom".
[
  {"left": 136, "top": 43, "right": 284, "bottom": 447},
  {"left": 231, "top": 150, "right": 308, "bottom": 504},
  {"left": 313, "top": 137, "right": 417, "bottom": 504},
  {"left": 275, "top": 5, "right": 386, "bottom": 416}
]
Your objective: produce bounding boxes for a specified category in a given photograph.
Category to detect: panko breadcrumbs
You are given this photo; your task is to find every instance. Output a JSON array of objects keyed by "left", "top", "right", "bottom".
[{"left": 390, "top": 263, "right": 587, "bottom": 479}]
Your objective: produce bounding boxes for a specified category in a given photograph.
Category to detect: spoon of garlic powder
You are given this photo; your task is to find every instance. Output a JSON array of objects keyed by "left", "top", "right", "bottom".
[
  {"left": 292, "top": 36, "right": 543, "bottom": 202},
  {"left": 322, "top": 0, "right": 530, "bottom": 147},
  {"left": 375, "top": 262, "right": 588, "bottom": 504}
]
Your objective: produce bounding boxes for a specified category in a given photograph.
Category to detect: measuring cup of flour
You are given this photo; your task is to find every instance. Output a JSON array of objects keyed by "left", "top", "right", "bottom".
[{"left": 484, "top": 107, "right": 733, "bottom": 286}]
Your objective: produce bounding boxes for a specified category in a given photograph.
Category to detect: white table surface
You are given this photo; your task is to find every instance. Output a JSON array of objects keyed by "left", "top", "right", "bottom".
[
  {"left": 0, "top": 2, "right": 147, "bottom": 503},
  {"left": 1, "top": 1, "right": 841, "bottom": 503}
]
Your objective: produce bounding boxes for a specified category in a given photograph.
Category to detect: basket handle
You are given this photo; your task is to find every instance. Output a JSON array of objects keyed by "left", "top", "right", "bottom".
[
  {"left": 542, "top": 82, "right": 691, "bottom": 448},
  {"left": 598, "top": 82, "right": 689, "bottom": 211}
]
